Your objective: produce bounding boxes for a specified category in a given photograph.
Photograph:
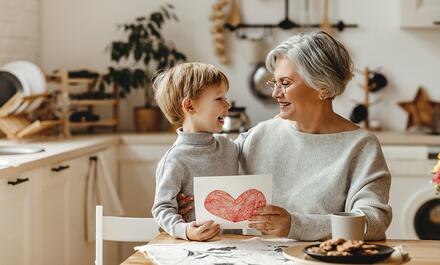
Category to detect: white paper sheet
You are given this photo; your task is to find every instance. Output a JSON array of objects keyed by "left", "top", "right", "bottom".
[
  {"left": 193, "top": 174, "right": 272, "bottom": 229},
  {"left": 135, "top": 237, "right": 298, "bottom": 265}
]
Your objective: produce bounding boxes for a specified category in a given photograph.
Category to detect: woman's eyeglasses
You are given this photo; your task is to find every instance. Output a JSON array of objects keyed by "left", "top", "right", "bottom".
[{"left": 265, "top": 80, "right": 293, "bottom": 94}]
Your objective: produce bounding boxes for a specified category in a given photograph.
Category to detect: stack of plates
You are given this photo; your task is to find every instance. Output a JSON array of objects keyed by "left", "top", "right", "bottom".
[{"left": 0, "top": 61, "right": 48, "bottom": 113}]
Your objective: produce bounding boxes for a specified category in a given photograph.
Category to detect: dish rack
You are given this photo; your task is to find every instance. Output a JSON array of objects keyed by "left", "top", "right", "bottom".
[
  {"left": 0, "top": 92, "right": 60, "bottom": 140},
  {"left": 46, "top": 70, "right": 120, "bottom": 137}
]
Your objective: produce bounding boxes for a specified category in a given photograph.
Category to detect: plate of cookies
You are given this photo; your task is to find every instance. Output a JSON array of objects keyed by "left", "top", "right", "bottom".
[{"left": 284, "top": 238, "right": 395, "bottom": 264}]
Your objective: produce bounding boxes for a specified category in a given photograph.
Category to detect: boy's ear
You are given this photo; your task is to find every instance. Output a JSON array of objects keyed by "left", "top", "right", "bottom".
[{"left": 182, "top": 98, "right": 194, "bottom": 113}]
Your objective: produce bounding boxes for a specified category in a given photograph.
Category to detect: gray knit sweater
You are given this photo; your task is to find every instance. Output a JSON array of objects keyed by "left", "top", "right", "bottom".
[
  {"left": 237, "top": 118, "right": 392, "bottom": 241},
  {"left": 152, "top": 129, "right": 239, "bottom": 240}
]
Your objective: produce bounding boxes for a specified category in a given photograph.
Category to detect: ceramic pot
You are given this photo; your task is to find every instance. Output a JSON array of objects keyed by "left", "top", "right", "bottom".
[{"left": 134, "top": 107, "right": 162, "bottom": 132}]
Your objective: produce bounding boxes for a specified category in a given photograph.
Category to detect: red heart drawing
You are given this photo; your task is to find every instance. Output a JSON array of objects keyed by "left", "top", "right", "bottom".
[{"left": 204, "top": 189, "right": 266, "bottom": 222}]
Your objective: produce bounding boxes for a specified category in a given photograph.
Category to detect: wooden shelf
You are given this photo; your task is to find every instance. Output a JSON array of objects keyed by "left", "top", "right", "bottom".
[
  {"left": 46, "top": 74, "right": 95, "bottom": 86},
  {"left": 68, "top": 119, "right": 117, "bottom": 128},
  {"left": 70, "top": 99, "right": 117, "bottom": 106},
  {"left": 46, "top": 70, "right": 120, "bottom": 137}
]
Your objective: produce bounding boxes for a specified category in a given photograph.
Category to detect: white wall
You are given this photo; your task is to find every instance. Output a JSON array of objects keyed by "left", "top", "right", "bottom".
[
  {"left": 40, "top": 0, "right": 440, "bottom": 131},
  {"left": 0, "top": 0, "right": 40, "bottom": 66}
]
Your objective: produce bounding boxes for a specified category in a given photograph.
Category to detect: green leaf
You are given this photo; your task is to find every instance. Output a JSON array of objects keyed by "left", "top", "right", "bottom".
[
  {"left": 160, "top": 6, "right": 170, "bottom": 19},
  {"left": 133, "top": 43, "right": 143, "bottom": 61},
  {"left": 147, "top": 23, "right": 161, "bottom": 38}
]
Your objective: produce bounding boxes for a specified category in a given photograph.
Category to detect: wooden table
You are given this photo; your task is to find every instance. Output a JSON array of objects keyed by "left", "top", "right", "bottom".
[{"left": 121, "top": 232, "right": 440, "bottom": 265}]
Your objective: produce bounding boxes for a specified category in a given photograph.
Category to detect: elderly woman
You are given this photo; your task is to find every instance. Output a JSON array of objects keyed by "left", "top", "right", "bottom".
[
  {"left": 178, "top": 31, "right": 392, "bottom": 241},
  {"left": 241, "top": 31, "right": 392, "bottom": 241}
]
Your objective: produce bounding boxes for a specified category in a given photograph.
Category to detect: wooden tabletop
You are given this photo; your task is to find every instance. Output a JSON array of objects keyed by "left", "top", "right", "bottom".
[{"left": 120, "top": 232, "right": 440, "bottom": 265}]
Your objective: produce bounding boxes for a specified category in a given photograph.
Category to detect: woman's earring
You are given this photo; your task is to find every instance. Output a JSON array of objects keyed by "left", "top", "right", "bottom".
[{"left": 319, "top": 89, "right": 329, "bottom": 100}]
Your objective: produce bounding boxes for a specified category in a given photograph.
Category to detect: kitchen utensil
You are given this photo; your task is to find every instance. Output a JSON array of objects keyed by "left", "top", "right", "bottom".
[
  {"left": 222, "top": 101, "right": 250, "bottom": 133},
  {"left": 227, "top": 0, "right": 241, "bottom": 27},
  {"left": 249, "top": 63, "right": 274, "bottom": 101},
  {"left": 1, "top": 62, "right": 33, "bottom": 96},
  {"left": 0, "top": 71, "right": 21, "bottom": 107},
  {"left": 321, "top": 0, "right": 331, "bottom": 34},
  {"left": 350, "top": 104, "right": 368, "bottom": 123},
  {"left": 1, "top": 61, "right": 48, "bottom": 113},
  {"left": 368, "top": 71, "right": 388, "bottom": 92}
]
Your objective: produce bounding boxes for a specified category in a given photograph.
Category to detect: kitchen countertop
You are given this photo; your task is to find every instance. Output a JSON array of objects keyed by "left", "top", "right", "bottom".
[{"left": 0, "top": 135, "right": 120, "bottom": 177}]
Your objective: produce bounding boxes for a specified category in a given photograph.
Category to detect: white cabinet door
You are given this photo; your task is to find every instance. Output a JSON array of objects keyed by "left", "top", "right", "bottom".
[
  {"left": 64, "top": 156, "right": 92, "bottom": 265},
  {"left": 37, "top": 147, "right": 119, "bottom": 265},
  {"left": 38, "top": 163, "right": 70, "bottom": 265},
  {"left": 119, "top": 145, "right": 170, "bottom": 217},
  {"left": 0, "top": 170, "right": 40, "bottom": 265},
  {"left": 401, "top": 0, "right": 440, "bottom": 28},
  {"left": 118, "top": 144, "right": 170, "bottom": 260}
]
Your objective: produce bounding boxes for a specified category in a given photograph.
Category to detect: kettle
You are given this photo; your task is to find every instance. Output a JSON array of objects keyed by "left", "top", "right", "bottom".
[{"left": 222, "top": 101, "right": 251, "bottom": 133}]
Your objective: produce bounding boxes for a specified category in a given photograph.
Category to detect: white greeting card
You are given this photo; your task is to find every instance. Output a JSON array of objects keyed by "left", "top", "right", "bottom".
[{"left": 193, "top": 174, "right": 272, "bottom": 229}]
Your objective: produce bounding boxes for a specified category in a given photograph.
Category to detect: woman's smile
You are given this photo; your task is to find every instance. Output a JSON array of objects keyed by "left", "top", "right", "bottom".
[{"left": 278, "top": 100, "right": 292, "bottom": 110}]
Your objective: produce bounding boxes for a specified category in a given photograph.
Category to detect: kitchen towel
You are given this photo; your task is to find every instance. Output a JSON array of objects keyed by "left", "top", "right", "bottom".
[{"left": 86, "top": 153, "right": 124, "bottom": 242}]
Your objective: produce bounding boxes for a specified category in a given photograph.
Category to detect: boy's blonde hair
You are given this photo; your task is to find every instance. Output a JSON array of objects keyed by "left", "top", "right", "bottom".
[{"left": 153, "top": 62, "right": 229, "bottom": 125}]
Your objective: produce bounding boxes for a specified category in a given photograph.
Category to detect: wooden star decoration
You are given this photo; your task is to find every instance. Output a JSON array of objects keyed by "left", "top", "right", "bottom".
[{"left": 398, "top": 87, "right": 439, "bottom": 129}]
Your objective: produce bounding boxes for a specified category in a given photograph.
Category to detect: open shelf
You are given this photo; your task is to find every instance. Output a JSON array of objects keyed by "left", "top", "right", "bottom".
[
  {"left": 70, "top": 99, "right": 117, "bottom": 106},
  {"left": 46, "top": 70, "right": 120, "bottom": 137},
  {"left": 68, "top": 119, "right": 117, "bottom": 128}
]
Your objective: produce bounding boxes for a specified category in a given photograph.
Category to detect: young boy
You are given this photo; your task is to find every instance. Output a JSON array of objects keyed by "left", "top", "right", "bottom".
[{"left": 151, "top": 62, "right": 239, "bottom": 241}]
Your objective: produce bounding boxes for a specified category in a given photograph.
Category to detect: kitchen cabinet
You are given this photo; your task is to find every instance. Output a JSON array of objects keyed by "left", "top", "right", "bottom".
[
  {"left": 38, "top": 162, "right": 70, "bottom": 265},
  {"left": 119, "top": 142, "right": 172, "bottom": 260},
  {"left": 0, "top": 145, "right": 120, "bottom": 265},
  {"left": 400, "top": 0, "right": 440, "bottom": 28},
  {"left": 0, "top": 169, "right": 40, "bottom": 265}
]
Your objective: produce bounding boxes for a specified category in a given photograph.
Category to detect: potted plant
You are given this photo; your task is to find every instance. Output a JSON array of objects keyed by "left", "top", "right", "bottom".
[{"left": 103, "top": 4, "right": 186, "bottom": 132}]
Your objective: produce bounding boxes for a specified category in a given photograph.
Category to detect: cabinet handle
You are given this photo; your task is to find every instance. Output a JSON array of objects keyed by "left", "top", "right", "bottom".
[
  {"left": 428, "top": 153, "right": 440, "bottom": 160},
  {"left": 51, "top": 165, "right": 70, "bottom": 172},
  {"left": 434, "top": 21, "right": 440, "bottom": 25},
  {"left": 8, "top": 178, "right": 29, "bottom": 186}
]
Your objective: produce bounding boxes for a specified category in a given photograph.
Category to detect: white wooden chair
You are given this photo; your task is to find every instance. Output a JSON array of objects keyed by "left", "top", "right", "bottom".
[{"left": 95, "top": 205, "right": 160, "bottom": 265}]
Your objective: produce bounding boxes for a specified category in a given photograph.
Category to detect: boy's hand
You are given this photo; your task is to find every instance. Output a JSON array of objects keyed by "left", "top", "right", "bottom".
[
  {"left": 186, "top": 220, "right": 220, "bottom": 241},
  {"left": 177, "top": 193, "right": 194, "bottom": 221}
]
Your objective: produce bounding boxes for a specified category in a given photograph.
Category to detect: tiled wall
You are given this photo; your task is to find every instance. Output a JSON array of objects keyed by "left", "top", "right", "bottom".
[{"left": 0, "top": 0, "right": 40, "bottom": 66}]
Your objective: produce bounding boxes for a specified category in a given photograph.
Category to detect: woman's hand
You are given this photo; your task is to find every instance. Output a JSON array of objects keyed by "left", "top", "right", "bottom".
[
  {"left": 186, "top": 220, "right": 220, "bottom": 241},
  {"left": 248, "top": 205, "right": 291, "bottom": 237},
  {"left": 177, "top": 193, "right": 194, "bottom": 221}
]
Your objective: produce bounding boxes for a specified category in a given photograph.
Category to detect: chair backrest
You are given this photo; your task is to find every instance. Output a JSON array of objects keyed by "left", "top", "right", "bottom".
[{"left": 95, "top": 205, "right": 159, "bottom": 265}]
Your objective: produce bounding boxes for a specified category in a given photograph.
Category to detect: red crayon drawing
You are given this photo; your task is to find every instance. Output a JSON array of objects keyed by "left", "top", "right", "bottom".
[{"left": 204, "top": 189, "right": 266, "bottom": 222}]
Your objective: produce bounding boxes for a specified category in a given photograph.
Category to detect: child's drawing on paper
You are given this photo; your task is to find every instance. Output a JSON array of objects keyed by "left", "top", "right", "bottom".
[
  {"left": 135, "top": 237, "right": 296, "bottom": 265},
  {"left": 204, "top": 189, "right": 266, "bottom": 222},
  {"left": 194, "top": 174, "right": 272, "bottom": 229}
]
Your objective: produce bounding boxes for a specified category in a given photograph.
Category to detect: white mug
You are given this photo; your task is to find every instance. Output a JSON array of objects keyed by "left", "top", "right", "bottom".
[{"left": 331, "top": 212, "right": 365, "bottom": 241}]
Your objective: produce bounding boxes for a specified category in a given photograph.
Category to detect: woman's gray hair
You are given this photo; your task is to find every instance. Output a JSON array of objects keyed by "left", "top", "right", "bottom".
[{"left": 265, "top": 31, "right": 353, "bottom": 99}]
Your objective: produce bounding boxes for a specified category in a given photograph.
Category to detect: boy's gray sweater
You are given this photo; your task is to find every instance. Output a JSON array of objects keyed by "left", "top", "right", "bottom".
[
  {"left": 152, "top": 129, "right": 239, "bottom": 240},
  {"left": 237, "top": 118, "right": 392, "bottom": 241}
]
